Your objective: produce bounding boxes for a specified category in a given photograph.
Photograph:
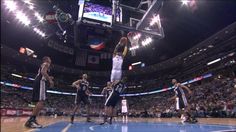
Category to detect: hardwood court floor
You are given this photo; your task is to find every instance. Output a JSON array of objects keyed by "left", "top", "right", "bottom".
[{"left": 1, "top": 116, "right": 236, "bottom": 132}]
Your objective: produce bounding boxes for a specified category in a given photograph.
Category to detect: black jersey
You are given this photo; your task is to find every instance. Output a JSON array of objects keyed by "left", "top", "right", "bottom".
[
  {"left": 103, "top": 87, "right": 112, "bottom": 98},
  {"left": 77, "top": 80, "right": 89, "bottom": 95},
  {"left": 106, "top": 88, "right": 112, "bottom": 96},
  {"left": 32, "top": 62, "right": 50, "bottom": 102},
  {"left": 174, "top": 85, "right": 185, "bottom": 98},
  {"left": 113, "top": 81, "right": 127, "bottom": 94},
  {"left": 35, "top": 63, "right": 49, "bottom": 81}
]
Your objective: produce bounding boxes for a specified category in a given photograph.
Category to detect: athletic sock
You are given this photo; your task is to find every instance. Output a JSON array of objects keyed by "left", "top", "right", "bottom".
[
  {"left": 103, "top": 115, "right": 108, "bottom": 122},
  {"left": 87, "top": 116, "right": 91, "bottom": 122},
  {"left": 109, "top": 117, "right": 113, "bottom": 124}
]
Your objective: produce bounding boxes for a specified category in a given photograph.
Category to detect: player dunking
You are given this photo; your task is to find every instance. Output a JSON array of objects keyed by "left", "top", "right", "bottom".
[
  {"left": 70, "top": 74, "right": 92, "bottom": 124},
  {"left": 101, "top": 77, "right": 127, "bottom": 125},
  {"left": 169, "top": 79, "right": 197, "bottom": 123},
  {"left": 110, "top": 36, "right": 128, "bottom": 82},
  {"left": 121, "top": 97, "right": 128, "bottom": 123},
  {"left": 25, "top": 56, "right": 54, "bottom": 128}
]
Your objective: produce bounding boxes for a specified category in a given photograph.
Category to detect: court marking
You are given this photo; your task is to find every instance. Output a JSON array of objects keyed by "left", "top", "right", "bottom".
[
  {"left": 61, "top": 123, "right": 72, "bottom": 132},
  {"left": 26, "top": 121, "right": 236, "bottom": 132},
  {"left": 25, "top": 128, "right": 40, "bottom": 132},
  {"left": 89, "top": 124, "right": 101, "bottom": 131},
  {"left": 198, "top": 124, "right": 236, "bottom": 127},
  {"left": 211, "top": 130, "right": 236, "bottom": 132}
]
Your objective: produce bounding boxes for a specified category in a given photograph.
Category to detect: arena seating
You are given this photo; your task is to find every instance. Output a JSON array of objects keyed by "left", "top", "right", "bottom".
[{"left": 1, "top": 64, "right": 236, "bottom": 118}]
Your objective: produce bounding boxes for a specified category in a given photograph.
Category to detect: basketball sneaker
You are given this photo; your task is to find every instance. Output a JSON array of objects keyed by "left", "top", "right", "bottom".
[
  {"left": 86, "top": 117, "right": 92, "bottom": 122},
  {"left": 70, "top": 115, "right": 74, "bottom": 124},
  {"left": 25, "top": 120, "right": 43, "bottom": 128}
]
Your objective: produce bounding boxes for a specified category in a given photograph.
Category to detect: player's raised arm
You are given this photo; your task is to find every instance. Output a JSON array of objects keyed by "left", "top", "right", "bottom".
[
  {"left": 121, "top": 37, "right": 128, "bottom": 57},
  {"left": 122, "top": 45, "right": 128, "bottom": 57},
  {"left": 113, "top": 44, "right": 119, "bottom": 57},
  {"left": 72, "top": 80, "right": 81, "bottom": 88}
]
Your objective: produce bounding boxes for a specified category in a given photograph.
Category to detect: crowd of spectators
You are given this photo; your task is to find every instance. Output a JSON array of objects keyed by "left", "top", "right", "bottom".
[
  {"left": 1, "top": 62, "right": 236, "bottom": 118},
  {"left": 1, "top": 71, "right": 236, "bottom": 118}
]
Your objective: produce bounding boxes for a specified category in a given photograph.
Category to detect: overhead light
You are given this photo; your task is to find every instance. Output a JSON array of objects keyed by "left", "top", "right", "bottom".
[
  {"left": 181, "top": 0, "right": 190, "bottom": 5},
  {"left": 29, "top": 5, "right": 34, "bottom": 10},
  {"left": 5, "top": 1, "right": 17, "bottom": 12},
  {"left": 23, "top": 0, "right": 32, "bottom": 5},
  {"left": 15, "top": 11, "right": 31, "bottom": 26},
  {"left": 34, "top": 12, "right": 44, "bottom": 22},
  {"left": 33, "top": 27, "right": 46, "bottom": 37},
  {"left": 41, "top": 33, "right": 46, "bottom": 37}
]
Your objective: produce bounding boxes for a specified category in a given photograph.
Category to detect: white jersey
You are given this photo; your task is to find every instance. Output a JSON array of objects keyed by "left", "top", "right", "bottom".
[
  {"left": 111, "top": 55, "right": 123, "bottom": 82},
  {"left": 121, "top": 99, "right": 128, "bottom": 113},
  {"left": 122, "top": 99, "right": 127, "bottom": 107},
  {"left": 112, "top": 55, "right": 123, "bottom": 70}
]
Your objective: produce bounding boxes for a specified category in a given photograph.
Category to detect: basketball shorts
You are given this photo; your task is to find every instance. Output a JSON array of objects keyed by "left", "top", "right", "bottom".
[
  {"left": 111, "top": 55, "right": 123, "bottom": 82},
  {"left": 176, "top": 95, "right": 188, "bottom": 110},
  {"left": 32, "top": 79, "right": 46, "bottom": 102},
  {"left": 105, "top": 91, "right": 120, "bottom": 108},
  {"left": 111, "top": 70, "right": 122, "bottom": 82},
  {"left": 75, "top": 94, "right": 90, "bottom": 105}
]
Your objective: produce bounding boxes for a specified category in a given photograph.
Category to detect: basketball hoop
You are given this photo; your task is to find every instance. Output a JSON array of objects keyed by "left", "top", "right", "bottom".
[{"left": 127, "top": 32, "right": 141, "bottom": 56}]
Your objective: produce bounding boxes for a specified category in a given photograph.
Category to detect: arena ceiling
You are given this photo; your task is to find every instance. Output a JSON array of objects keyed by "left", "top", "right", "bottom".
[{"left": 1, "top": 0, "right": 236, "bottom": 71}]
